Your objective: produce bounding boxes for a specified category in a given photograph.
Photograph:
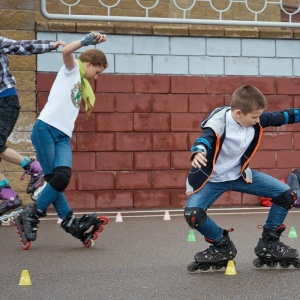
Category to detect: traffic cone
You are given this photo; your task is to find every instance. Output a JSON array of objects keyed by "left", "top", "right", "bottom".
[
  {"left": 19, "top": 270, "right": 32, "bottom": 286},
  {"left": 115, "top": 212, "right": 123, "bottom": 222},
  {"left": 288, "top": 226, "right": 297, "bottom": 238},
  {"left": 225, "top": 260, "right": 237, "bottom": 276},
  {"left": 186, "top": 229, "right": 196, "bottom": 242},
  {"left": 163, "top": 210, "right": 171, "bottom": 221}
]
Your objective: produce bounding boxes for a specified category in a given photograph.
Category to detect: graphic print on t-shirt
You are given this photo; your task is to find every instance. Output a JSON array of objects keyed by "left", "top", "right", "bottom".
[{"left": 71, "top": 82, "right": 82, "bottom": 108}]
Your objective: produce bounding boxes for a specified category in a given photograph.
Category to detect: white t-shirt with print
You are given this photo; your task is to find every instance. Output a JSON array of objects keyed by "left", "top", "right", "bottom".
[{"left": 38, "top": 60, "right": 81, "bottom": 137}]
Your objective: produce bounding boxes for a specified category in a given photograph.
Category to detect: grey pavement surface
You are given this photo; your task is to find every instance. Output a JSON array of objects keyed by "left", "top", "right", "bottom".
[{"left": 1, "top": 207, "right": 300, "bottom": 300}]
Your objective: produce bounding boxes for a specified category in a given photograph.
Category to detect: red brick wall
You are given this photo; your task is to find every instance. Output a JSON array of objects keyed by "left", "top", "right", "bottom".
[{"left": 37, "top": 73, "right": 300, "bottom": 210}]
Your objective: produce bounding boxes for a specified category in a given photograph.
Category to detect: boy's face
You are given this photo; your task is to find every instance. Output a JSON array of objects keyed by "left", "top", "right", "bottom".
[{"left": 236, "top": 109, "right": 264, "bottom": 128}]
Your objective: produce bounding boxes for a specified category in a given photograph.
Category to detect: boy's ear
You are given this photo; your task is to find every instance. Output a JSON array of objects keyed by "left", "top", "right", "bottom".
[{"left": 235, "top": 109, "right": 242, "bottom": 118}]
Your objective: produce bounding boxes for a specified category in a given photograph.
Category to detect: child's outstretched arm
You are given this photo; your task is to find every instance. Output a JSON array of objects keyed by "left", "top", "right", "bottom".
[
  {"left": 0, "top": 36, "right": 66, "bottom": 55},
  {"left": 62, "top": 32, "right": 107, "bottom": 71}
]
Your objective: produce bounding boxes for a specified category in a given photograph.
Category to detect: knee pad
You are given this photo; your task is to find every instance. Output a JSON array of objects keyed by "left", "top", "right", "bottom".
[
  {"left": 272, "top": 188, "right": 297, "bottom": 210},
  {"left": 44, "top": 174, "right": 53, "bottom": 182},
  {"left": 184, "top": 207, "right": 207, "bottom": 229},
  {"left": 49, "top": 166, "right": 71, "bottom": 192}
]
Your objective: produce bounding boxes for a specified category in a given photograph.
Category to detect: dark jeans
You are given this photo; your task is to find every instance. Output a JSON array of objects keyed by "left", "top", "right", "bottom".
[{"left": 0, "top": 95, "right": 20, "bottom": 153}]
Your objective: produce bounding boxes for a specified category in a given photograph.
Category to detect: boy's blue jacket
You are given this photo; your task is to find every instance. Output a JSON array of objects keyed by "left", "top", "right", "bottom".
[{"left": 186, "top": 106, "right": 300, "bottom": 195}]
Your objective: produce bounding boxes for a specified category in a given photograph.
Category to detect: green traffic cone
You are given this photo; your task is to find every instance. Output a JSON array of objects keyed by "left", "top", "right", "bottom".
[
  {"left": 186, "top": 229, "right": 196, "bottom": 242},
  {"left": 288, "top": 226, "right": 297, "bottom": 238}
]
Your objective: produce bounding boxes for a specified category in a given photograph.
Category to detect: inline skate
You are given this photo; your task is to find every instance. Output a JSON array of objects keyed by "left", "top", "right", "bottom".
[
  {"left": 0, "top": 185, "right": 22, "bottom": 225},
  {"left": 15, "top": 203, "right": 46, "bottom": 250},
  {"left": 187, "top": 229, "right": 237, "bottom": 272},
  {"left": 61, "top": 211, "right": 109, "bottom": 247},
  {"left": 253, "top": 225, "right": 300, "bottom": 269},
  {"left": 21, "top": 159, "right": 44, "bottom": 198},
  {"left": 31, "top": 181, "right": 47, "bottom": 201}
]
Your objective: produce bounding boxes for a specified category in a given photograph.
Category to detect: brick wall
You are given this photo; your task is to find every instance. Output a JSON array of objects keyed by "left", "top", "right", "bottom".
[
  {"left": 35, "top": 29, "right": 300, "bottom": 211},
  {"left": 37, "top": 72, "right": 300, "bottom": 210}
]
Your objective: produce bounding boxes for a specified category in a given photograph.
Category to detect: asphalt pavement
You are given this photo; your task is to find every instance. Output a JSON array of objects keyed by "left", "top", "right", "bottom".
[{"left": 1, "top": 207, "right": 300, "bottom": 300}]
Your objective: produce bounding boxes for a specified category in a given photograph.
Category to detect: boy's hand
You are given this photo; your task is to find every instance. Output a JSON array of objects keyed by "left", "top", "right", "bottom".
[
  {"left": 80, "top": 31, "right": 107, "bottom": 46},
  {"left": 191, "top": 152, "right": 207, "bottom": 169}
]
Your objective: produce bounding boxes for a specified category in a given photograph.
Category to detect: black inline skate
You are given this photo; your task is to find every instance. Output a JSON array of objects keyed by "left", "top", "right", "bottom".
[
  {"left": 15, "top": 203, "right": 46, "bottom": 250},
  {"left": 253, "top": 225, "right": 300, "bottom": 269},
  {"left": 61, "top": 211, "right": 109, "bottom": 247},
  {"left": 187, "top": 229, "right": 237, "bottom": 272}
]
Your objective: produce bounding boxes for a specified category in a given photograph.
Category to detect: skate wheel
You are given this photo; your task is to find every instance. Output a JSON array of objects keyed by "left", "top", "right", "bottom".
[
  {"left": 212, "top": 264, "right": 224, "bottom": 271},
  {"left": 266, "top": 261, "right": 278, "bottom": 268},
  {"left": 23, "top": 241, "right": 30, "bottom": 250},
  {"left": 91, "top": 232, "right": 98, "bottom": 240},
  {"left": 16, "top": 229, "right": 20, "bottom": 234},
  {"left": 279, "top": 261, "right": 290, "bottom": 268},
  {"left": 187, "top": 261, "right": 200, "bottom": 273},
  {"left": 97, "top": 225, "right": 104, "bottom": 233},
  {"left": 19, "top": 237, "right": 23, "bottom": 243},
  {"left": 253, "top": 257, "right": 264, "bottom": 268},
  {"left": 83, "top": 240, "right": 92, "bottom": 247},
  {"left": 199, "top": 265, "right": 210, "bottom": 271},
  {"left": 292, "top": 260, "right": 300, "bottom": 268},
  {"left": 98, "top": 216, "right": 109, "bottom": 225}
]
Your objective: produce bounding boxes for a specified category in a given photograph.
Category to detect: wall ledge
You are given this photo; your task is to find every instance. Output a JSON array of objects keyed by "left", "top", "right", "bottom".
[{"left": 36, "top": 22, "right": 300, "bottom": 39}]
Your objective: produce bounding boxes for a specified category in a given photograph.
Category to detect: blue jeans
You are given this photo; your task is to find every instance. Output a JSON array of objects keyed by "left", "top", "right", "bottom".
[
  {"left": 31, "top": 120, "right": 72, "bottom": 219},
  {"left": 186, "top": 170, "right": 290, "bottom": 242}
]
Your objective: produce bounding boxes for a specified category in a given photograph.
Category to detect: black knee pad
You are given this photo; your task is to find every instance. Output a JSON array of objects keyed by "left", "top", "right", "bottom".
[
  {"left": 272, "top": 188, "right": 297, "bottom": 210},
  {"left": 44, "top": 174, "right": 53, "bottom": 182},
  {"left": 184, "top": 207, "right": 207, "bottom": 229},
  {"left": 49, "top": 166, "right": 71, "bottom": 192}
]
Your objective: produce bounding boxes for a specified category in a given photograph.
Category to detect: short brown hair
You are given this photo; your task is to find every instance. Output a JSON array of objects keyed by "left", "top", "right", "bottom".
[
  {"left": 79, "top": 49, "right": 108, "bottom": 69},
  {"left": 231, "top": 85, "right": 267, "bottom": 115}
]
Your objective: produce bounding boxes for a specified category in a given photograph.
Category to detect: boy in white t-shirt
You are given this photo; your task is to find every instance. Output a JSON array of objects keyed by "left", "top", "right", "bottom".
[
  {"left": 17, "top": 32, "right": 108, "bottom": 248},
  {"left": 185, "top": 85, "right": 300, "bottom": 271}
]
